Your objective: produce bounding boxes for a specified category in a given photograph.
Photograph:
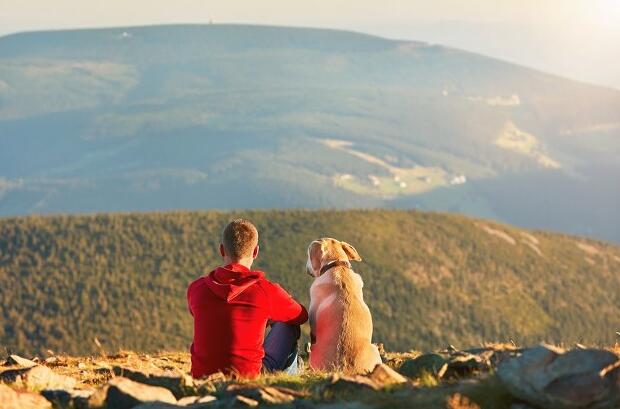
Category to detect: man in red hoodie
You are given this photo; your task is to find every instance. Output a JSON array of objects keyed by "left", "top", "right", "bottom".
[{"left": 187, "top": 219, "right": 308, "bottom": 378}]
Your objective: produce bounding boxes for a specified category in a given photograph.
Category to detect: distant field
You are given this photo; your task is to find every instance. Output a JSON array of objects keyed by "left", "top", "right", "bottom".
[{"left": 324, "top": 138, "right": 449, "bottom": 197}]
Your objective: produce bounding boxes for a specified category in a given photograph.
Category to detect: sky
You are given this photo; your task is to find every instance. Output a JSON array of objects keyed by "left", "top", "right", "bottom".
[{"left": 2, "top": 0, "right": 620, "bottom": 88}]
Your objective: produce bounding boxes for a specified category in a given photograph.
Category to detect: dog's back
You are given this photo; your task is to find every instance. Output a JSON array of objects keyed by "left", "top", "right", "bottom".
[
  {"left": 334, "top": 267, "right": 381, "bottom": 373},
  {"left": 310, "top": 266, "right": 381, "bottom": 374}
]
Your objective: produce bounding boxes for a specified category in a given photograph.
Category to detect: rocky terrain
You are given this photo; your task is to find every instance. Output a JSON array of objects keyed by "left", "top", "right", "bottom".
[{"left": 2, "top": 342, "right": 620, "bottom": 409}]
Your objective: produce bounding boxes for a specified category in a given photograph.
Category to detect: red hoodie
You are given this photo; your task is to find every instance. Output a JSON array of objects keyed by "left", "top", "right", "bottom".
[{"left": 187, "top": 263, "right": 308, "bottom": 378}]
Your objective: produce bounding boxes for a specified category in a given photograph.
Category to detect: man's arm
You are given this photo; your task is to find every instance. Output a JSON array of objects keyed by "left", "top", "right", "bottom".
[{"left": 263, "top": 281, "right": 308, "bottom": 325}]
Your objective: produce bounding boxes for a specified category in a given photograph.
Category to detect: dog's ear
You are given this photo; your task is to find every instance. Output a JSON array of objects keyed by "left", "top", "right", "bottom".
[
  {"left": 307, "top": 240, "right": 324, "bottom": 276},
  {"left": 340, "top": 241, "right": 362, "bottom": 262}
]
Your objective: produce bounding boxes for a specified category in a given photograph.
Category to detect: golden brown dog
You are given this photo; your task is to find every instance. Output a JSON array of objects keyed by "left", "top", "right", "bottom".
[{"left": 306, "top": 238, "right": 381, "bottom": 374}]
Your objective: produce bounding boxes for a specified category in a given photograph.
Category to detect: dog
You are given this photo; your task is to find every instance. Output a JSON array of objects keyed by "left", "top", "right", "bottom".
[{"left": 306, "top": 238, "right": 382, "bottom": 374}]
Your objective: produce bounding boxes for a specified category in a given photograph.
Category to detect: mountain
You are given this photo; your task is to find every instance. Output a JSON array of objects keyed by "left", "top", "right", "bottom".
[
  {"left": 1, "top": 210, "right": 619, "bottom": 356},
  {"left": 0, "top": 24, "right": 619, "bottom": 242}
]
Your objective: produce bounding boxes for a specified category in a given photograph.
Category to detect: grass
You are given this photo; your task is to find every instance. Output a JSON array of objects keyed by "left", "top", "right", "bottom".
[{"left": 6, "top": 342, "right": 620, "bottom": 409}]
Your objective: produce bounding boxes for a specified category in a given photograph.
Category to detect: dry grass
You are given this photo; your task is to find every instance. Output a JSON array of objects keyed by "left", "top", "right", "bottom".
[{"left": 3, "top": 344, "right": 618, "bottom": 409}]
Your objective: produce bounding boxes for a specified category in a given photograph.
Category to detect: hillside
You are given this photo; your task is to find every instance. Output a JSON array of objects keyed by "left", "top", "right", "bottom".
[
  {"left": 0, "top": 24, "right": 619, "bottom": 242},
  {"left": 1, "top": 210, "right": 619, "bottom": 356}
]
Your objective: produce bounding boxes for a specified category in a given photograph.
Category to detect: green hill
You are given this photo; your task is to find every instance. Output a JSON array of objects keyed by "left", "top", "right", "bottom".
[
  {"left": 1, "top": 210, "right": 618, "bottom": 356},
  {"left": 0, "top": 24, "right": 619, "bottom": 242}
]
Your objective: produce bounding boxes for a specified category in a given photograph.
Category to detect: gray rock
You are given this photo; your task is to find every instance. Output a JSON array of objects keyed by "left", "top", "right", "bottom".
[
  {"left": 228, "top": 395, "right": 259, "bottom": 407},
  {"left": 322, "top": 374, "right": 379, "bottom": 399},
  {"left": 132, "top": 404, "right": 184, "bottom": 409},
  {"left": 0, "top": 365, "right": 77, "bottom": 391},
  {"left": 42, "top": 388, "right": 93, "bottom": 409},
  {"left": 446, "top": 352, "right": 492, "bottom": 376},
  {"left": 112, "top": 366, "right": 195, "bottom": 399},
  {"left": 0, "top": 384, "right": 52, "bottom": 408},
  {"left": 498, "top": 344, "right": 620, "bottom": 409},
  {"left": 398, "top": 353, "right": 448, "bottom": 379},
  {"left": 88, "top": 376, "right": 177, "bottom": 409},
  {"left": 133, "top": 396, "right": 218, "bottom": 408},
  {"left": 367, "top": 363, "right": 408, "bottom": 386},
  {"left": 225, "top": 383, "right": 305, "bottom": 404},
  {"left": 177, "top": 396, "right": 201, "bottom": 405},
  {"left": 4, "top": 354, "right": 38, "bottom": 368},
  {"left": 165, "top": 394, "right": 217, "bottom": 407}
]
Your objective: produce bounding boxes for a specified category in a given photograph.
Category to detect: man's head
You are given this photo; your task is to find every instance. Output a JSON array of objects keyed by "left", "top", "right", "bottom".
[{"left": 220, "top": 219, "right": 259, "bottom": 265}]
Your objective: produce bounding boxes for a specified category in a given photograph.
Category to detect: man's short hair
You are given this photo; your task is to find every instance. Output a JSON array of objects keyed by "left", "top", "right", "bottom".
[{"left": 222, "top": 219, "right": 259, "bottom": 260}]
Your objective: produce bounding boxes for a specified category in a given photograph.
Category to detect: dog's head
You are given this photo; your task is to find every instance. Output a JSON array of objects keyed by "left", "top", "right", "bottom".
[{"left": 306, "top": 238, "right": 362, "bottom": 278}]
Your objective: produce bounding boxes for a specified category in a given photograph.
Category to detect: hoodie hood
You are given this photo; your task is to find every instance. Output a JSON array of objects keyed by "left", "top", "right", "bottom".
[{"left": 204, "top": 264, "right": 264, "bottom": 302}]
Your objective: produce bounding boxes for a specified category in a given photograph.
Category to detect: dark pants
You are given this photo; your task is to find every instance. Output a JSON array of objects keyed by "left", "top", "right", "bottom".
[{"left": 262, "top": 322, "right": 301, "bottom": 374}]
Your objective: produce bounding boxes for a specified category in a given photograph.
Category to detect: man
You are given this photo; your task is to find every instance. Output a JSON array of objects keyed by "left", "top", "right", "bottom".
[{"left": 187, "top": 218, "right": 308, "bottom": 378}]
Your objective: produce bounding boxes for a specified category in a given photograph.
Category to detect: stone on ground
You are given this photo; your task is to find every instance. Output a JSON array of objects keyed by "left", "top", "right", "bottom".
[
  {"left": 367, "top": 363, "right": 407, "bottom": 386},
  {"left": 42, "top": 388, "right": 93, "bottom": 409},
  {"left": 446, "top": 351, "right": 492, "bottom": 376},
  {"left": 226, "top": 383, "right": 304, "bottom": 404},
  {"left": 0, "top": 384, "right": 52, "bottom": 409},
  {"left": 113, "top": 366, "right": 194, "bottom": 399},
  {"left": 88, "top": 376, "right": 177, "bottom": 409},
  {"left": 0, "top": 365, "right": 77, "bottom": 390},
  {"left": 229, "top": 395, "right": 259, "bottom": 407},
  {"left": 398, "top": 353, "right": 448, "bottom": 379},
  {"left": 4, "top": 354, "right": 38, "bottom": 368},
  {"left": 498, "top": 344, "right": 620, "bottom": 409},
  {"left": 322, "top": 374, "right": 379, "bottom": 398}
]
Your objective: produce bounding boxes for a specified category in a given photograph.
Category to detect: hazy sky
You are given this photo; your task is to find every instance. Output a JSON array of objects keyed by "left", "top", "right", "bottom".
[{"left": 2, "top": 0, "right": 619, "bottom": 88}]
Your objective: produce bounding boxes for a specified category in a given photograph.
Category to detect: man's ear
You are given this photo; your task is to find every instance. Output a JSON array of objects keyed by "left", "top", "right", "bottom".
[
  {"left": 219, "top": 243, "right": 226, "bottom": 258},
  {"left": 341, "top": 241, "right": 362, "bottom": 262},
  {"left": 252, "top": 245, "right": 259, "bottom": 259}
]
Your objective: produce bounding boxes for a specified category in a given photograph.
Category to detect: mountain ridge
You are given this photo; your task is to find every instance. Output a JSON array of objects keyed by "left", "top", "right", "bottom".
[{"left": 0, "top": 24, "right": 619, "bottom": 242}]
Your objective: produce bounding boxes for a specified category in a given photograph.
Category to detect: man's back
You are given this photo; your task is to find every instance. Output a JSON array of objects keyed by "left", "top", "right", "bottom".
[{"left": 187, "top": 263, "right": 307, "bottom": 378}]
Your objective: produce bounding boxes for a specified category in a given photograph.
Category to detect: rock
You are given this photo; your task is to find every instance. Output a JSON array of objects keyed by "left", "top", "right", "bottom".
[
  {"left": 42, "top": 388, "right": 93, "bottom": 409},
  {"left": 88, "top": 377, "right": 177, "bottom": 409},
  {"left": 462, "top": 347, "right": 520, "bottom": 368},
  {"left": 446, "top": 352, "right": 492, "bottom": 376},
  {"left": 0, "top": 384, "right": 52, "bottom": 408},
  {"left": 398, "top": 354, "right": 448, "bottom": 379},
  {"left": 228, "top": 395, "right": 259, "bottom": 407},
  {"left": 225, "top": 383, "right": 305, "bottom": 404},
  {"left": 498, "top": 344, "right": 620, "bottom": 409},
  {"left": 177, "top": 396, "right": 199, "bottom": 405},
  {"left": 4, "top": 354, "right": 38, "bottom": 368},
  {"left": 509, "top": 404, "right": 537, "bottom": 409},
  {"left": 176, "top": 395, "right": 217, "bottom": 406},
  {"left": 196, "top": 395, "right": 218, "bottom": 404},
  {"left": 0, "top": 365, "right": 78, "bottom": 390},
  {"left": 367, "top": 363, "right": 407, "bottom": 386},
  {"left": 322, "top": 374, "right": 379, "bottom": 398},
  {"left": 113, "top": 366, "right": 194, "bottom": 399}
]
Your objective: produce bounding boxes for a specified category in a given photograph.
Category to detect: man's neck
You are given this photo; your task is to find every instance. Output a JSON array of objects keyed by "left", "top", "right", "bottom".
[{"left": 223, "top": 257, "right": 254, "bottom": 270}]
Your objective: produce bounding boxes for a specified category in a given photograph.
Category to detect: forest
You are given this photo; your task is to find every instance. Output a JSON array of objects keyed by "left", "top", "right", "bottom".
[{"left": 1, "top": 209, "right": 619, "bottom": 355}]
